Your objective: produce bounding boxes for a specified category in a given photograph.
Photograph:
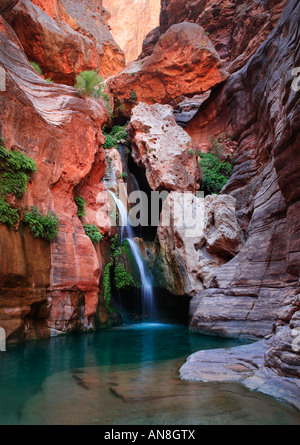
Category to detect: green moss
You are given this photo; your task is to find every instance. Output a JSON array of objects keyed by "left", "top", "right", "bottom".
[
  {"left": 23, "top": 205, "right": 59, "bottom": 241},
  {"left": 83, "top": 223, "right": 103, "bottom": 244}
]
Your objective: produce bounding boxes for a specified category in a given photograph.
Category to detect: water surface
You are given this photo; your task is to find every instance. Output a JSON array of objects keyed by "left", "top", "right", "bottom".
[{"left": 0, "top": 323, "right": 299, "bottom": 425}]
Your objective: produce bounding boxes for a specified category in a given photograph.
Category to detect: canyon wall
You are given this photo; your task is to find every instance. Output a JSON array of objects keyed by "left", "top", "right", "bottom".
[
  {"left": 0, "top": 11, "right": 115, "bottom": 341},
  {"left": 103, "top": 0, "right": 160, "bottom": 64},
  {"left": 5, "top": 0, "right": 125, "bottom": 84}
]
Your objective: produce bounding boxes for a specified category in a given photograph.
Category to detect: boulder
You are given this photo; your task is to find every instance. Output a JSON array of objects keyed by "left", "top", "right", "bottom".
[
  {"left": 157, "top": 192, "right": 244, "bottom": 295},
  {"left": 127, "top": 102, "right": 200, "bottom": 193},
  {"left": 108, "top": 22, "right": 228, "bottom": 114}
]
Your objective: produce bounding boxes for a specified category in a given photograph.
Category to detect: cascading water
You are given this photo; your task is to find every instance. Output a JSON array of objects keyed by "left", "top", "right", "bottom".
[{"left": 109, "top": 191, "right": 155, "bottom": 320}]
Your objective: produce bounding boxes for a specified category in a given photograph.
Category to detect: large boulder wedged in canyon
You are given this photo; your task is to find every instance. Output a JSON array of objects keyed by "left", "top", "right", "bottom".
[
  {"left": 127, "top": 102, "right": 200, "bottom": 193},
  {"left": 156, "top": 192, "right": 244, "bottom": 296},
  {"left": 6, "top": 0, "right": 125, "bottom": 85},
  {"left": 108, "top": 22, "right": 229, "bottom": 114},
  {"left": 159, "top": 0, "right": 289, "bottom": 73},
  {"left": 0, "top": 18, "right": 110, "bottom": 341}
]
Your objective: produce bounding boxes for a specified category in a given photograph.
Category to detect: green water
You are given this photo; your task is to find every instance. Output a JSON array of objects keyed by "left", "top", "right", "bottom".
[{"left": 0, "top": 323, "right": 299, "bottom": 425}]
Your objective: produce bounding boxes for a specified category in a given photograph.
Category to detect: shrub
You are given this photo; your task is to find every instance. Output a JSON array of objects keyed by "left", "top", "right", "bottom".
[
  {"left": 103, "top": 125, "right": 129, "bottom": 150},
  {"left": 23, "top": 206, "right": 59, "bottom": 241},
  {"left": 199, "top": 152, "right": 233, "bottom": 195},
  {"left": 188, "top": 148, "right": 195, "bottom": 156},
  {"left": 0, "top": 197, "right": 20, "bottom": 228},
  {"left": 114, "top": 263, "right": 136, "bottom": 291},
  {"left": 83, "top": 223, "right": 103, "bottom": 244},
  {"left": 75, "top": 70, "right": 102, "bottom": 98},
  {"left": 74, "top": 195, "right": 86, "bottom": 218},
  {"left": 103, "top": 262, "right": 114, "bottom": 312}
]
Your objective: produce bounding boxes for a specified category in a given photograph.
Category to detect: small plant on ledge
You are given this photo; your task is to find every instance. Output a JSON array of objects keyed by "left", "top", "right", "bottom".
[{"left": 23, "top": 205, "right": 59, "bottom": 241}]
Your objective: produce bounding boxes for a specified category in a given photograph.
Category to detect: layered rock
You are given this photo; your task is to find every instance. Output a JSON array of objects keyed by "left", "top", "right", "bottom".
[
  {"left": 160, "top": 0, "right": 288, "bottom": 73},
  {"left": 103, "top": 0, "right": 161, "bottom": 64},
  {"left": 127, "top": 102, "right": 200, "bottom": 193},
  {"left": 108, "top": 22, "right": 228, "bottom": 115},
  {"left": 186, "top": 0, "right": 300, "bottom": 340},
  {"left": 176, "top": 0, "right": 300, "bottom": 408},
  {"left": 0, "top": 16, "right": 110, "bottom": 341},
  {"left": 6, "top": 0, "right": 125, "bottom": 85}
]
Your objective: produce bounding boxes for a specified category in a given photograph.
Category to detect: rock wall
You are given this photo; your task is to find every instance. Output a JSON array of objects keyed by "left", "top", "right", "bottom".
[
  {"left": 0, "top": 13, "right": 113, "bottom": 342},
  {"left": 184, "top": 0, "right": 300, "bottom": 342},
  {"left": 5, "top": 0, "right": 125, "bottom": 84},
  {"left": 159, "top": 0, "right": 289, "bottom": 73},
  {"left": 103, "top": 0, "right": 160, "bottom": 64}
]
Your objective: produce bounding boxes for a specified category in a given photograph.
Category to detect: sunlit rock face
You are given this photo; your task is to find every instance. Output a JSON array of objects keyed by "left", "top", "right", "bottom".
[
  {"left": 0, "top": 15, "right": 110, "bottom": 341},
  {"left": 108, "top": 22, "right": 229, "bottom": 115},
  {"left": 103, "top": 0, "right": 160, "bottom": 64},
  {"left": 5, "top": 0, "right": 125, "bottom": 84}
]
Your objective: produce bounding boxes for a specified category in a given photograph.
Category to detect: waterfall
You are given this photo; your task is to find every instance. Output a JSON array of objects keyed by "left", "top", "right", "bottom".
[{"left": 109, "top": 191, "right": 155, "bottom": 320}]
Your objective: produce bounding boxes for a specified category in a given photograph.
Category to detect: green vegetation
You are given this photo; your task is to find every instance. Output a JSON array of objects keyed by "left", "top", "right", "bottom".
[
  {"left": 30, "top": 62, "right": 42, "bottom": 75},
  {"left": 0, "top": 144, "right": 37, "bottom": 228},
  {"left": 130, "top": 90, "right": 137, "bottom": 104},
  {"left": 23, "top": 206, "right": 59, "bottom": 241},
  {"left": 188, "top": 148, "right": 195, "bottom": 156},
  {"left": 0, "top": 197, "right": 20, "bottom": 228},
  {"left": 75, "top": 70, "right": 102, "bottom": 98},
  {"left": 103, "top": 235, "right": 138, "bottom": 313},
  {"left": 199, "top": 134, "right": 234, "bottom": 195},
  {"left": 74, "top": 195, "right": 86, "bottom": 218},
  {"left": 114, "top": 263, "right": 136, "bottom": 290},
  {"left": 74, "top": 70, "right": 112, "bottom": 116},
  {"left": 83, "top": 223, "right": 104, "bottom": 244},
  {"left": 103, "top": 125, "right": 129, "bottom": 150}
]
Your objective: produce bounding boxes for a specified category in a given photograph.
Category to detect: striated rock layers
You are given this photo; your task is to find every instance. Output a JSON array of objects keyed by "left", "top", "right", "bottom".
[
  {"left": 108, "top": 22, "right": 229, "bottom": 115},
  {"left": 175, "top": 0, "right": 300, "bottom": 407},
  {"left": 0, "top": 14, "right": 112, "bottom": 342},
  {"left": 185, "top": 0, "right": 300, "bottom": 341},
  {"left": 159, "top": 0, "right": 289, "bottom": 73},
  {"left": 5, "top": 0, "right": 125, "bottom": 85},
  {"left": 103, "top": 0, "right": 161, "bottom": 64}
]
